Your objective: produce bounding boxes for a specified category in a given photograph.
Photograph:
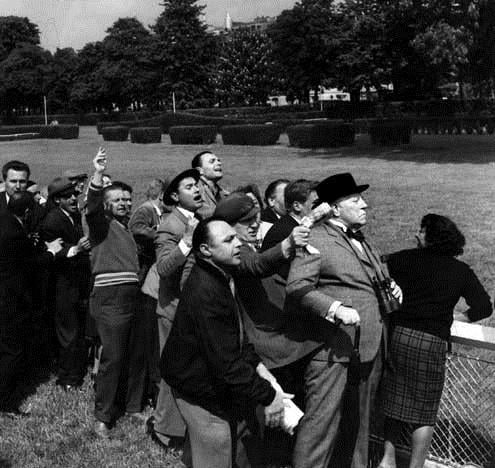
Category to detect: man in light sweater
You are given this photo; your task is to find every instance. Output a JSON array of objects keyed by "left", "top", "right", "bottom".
[{"left": 86, "top": 148, "right": 143, "bottom": 437}]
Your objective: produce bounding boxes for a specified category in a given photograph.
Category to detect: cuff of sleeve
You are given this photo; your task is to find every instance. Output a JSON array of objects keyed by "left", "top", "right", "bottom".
[
  {"left": 326, "top": 301, "right": 342, "bottom": 323},
  {"left": 178, "top": 239, "right": 192, "bottom": 257},
  {"left": 67, "top": 246, "right": 78, "bottom": 258},
  {"left": 89, "top": 181, "right": 103, "bottom": 190}
]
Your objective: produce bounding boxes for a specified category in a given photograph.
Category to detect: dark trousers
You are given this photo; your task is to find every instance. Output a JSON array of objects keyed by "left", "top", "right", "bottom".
[
  {"left": 90, "top": 283, "right": 145, "bottom": 423},
  {"left": 139, "top": 293, "right": 160, "bottom": 403},
  {"left": 54, "top": 273, "right": 89, "bottom": 385},
  {"left": 0, "top": 284, "right": 28, "bottom": 410},
  {"left": 153, "top": 314, "right": 186, "bottom": 437}
]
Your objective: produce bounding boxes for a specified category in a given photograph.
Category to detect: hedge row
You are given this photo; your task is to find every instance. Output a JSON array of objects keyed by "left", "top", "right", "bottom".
[
  {"left": 287, "top": 121, "right": 355, "bottom": 148},
  {"left": 220, "top": 124, "right": 282, "bottom": 145},
  {"left": 101, "top": 126, "right": 129, "bottom": 141},
  {"left": 0, "top": 133, "right": 40, "bottom": 142},
  {"left": 169, "top": 126, "right": 217, "bottom": 144},
  {"left": 0, "top": 125, "right": 79, "bottom": 139},
  {"left": 130, "top": 127, "right": 162, "bottom": 144}
]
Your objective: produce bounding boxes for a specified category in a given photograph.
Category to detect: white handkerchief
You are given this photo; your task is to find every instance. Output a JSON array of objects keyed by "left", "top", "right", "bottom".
[
  {"left": 282, "top": 399, "right": 304, "bottom": 433},
  {"left": 305, "top": 244, "right": 320, "bottom": 255}
]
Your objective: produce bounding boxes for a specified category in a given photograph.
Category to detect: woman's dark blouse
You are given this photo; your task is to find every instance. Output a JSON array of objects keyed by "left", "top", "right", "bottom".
[{"left": 387, "top": 248, "right": 492, "bottom": 340}]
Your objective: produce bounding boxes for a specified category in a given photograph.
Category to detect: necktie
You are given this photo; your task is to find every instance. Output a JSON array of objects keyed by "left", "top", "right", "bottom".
[{"left": 346, "top": 228, "right": 365, "bottom": 243}]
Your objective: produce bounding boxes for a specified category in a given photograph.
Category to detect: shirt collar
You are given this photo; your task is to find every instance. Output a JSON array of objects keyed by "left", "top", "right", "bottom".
[
  {"left": 176, "top": 206, "right": 195, "bottom": 219},
  {"left": 329, "top": 218, "right": 348, "bottom": 232}
]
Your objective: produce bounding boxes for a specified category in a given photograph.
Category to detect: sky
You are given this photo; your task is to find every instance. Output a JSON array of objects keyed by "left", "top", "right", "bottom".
[{"left": 0, "top": 0, "right": 297, "bottom": 51}]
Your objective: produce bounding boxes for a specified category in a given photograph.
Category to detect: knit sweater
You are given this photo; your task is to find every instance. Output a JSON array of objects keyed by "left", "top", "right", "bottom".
[{"left": 86, "top": 182, "right": 139, "bottom": 287}]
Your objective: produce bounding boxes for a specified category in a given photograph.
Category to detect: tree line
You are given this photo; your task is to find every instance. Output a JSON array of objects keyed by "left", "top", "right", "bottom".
[{"left": 1, "top": 0, "right": 495, "bottom": 117}]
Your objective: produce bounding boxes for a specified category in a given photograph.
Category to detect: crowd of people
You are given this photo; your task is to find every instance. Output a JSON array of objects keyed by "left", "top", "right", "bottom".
[{"left": 0, "top": 148, "right": 492, "bottom": 468}]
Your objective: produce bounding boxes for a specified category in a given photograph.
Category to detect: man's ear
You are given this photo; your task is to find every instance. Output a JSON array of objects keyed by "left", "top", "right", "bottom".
[
  {"left": 292, "top": 201, "right": 301, "bottom": 214},
  {"left": 330, "top": 203, "right": 339, "bottom": 217},
  {"left": 199, "top": 243, "right": 211, "bottom": 258},
  {"left": 267, "top": 196, "right": 275, "bottom": 208},
  {"left": 170, "top": 192, "right": 179, "bottom": 204},
  {"left": 197, "top": 166, "right": 205, "bottom": 177}
]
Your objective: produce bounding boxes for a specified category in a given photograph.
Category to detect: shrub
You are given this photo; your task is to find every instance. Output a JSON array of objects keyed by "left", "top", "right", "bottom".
[
  {"left": 220, "top": 124, "right": 282, "bottom": 145},
  {"left": 286, "top": 121, "right": 355, "bottom": 148},
  {"left": 0, "top": 124, "right": 78, "bottom": 139},
  {"left": 129, "top": 127, "right": 162, "bottom": 144},
  {"left": 169, "top": 126, "right": 217, "bottom": 144},
  {"left": 0, "top": 125, "right": 44, "bottom": 135},
  {"left": 0, "top": 133, "right": 40, "bottom": 141},
  {"left": 369, "top": 119, "right": 411, "bottom": 145},
  {"left": 101, "top": 126, "right": 129, "bottom": 141},
  {"left": 160, "top": 112, "right": 246, "bottom": 133},
  {"left": 39, "top": 125, "right": 79, "bottom": 139}
]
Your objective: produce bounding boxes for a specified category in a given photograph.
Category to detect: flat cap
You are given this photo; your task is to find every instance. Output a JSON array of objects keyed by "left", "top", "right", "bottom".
[
  {"left": 213, "top": 192, "right": 259, "bottom": 225},
  {"left": 48, "top": 176, "right": 76, "bottom": 198}
]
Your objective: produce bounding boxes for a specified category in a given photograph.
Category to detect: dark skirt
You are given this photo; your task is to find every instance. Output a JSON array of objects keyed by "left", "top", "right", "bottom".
[{"left": 382, "top": 325, "right": 447, "bottom": 425}]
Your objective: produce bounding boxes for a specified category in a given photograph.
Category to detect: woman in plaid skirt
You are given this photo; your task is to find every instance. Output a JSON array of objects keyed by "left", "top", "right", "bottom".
[{"left": 379, "top": 214, "right": 492, "bottom": 468}]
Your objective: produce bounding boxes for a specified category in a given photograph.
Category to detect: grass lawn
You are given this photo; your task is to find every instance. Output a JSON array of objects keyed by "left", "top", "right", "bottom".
[{"left": 0, "top": 127, "right": 494, "bottom": 467}]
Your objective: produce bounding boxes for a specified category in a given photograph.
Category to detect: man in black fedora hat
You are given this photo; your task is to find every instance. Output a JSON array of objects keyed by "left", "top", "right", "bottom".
[
  {"left": 40, "top": 177, "right": 91, "bottom": 391},
  {"left": 286, "top": 172, "right": 402, "bottom": 468},
  {"left": 147, "top": 168, "right": 203, "bottom": 451}
]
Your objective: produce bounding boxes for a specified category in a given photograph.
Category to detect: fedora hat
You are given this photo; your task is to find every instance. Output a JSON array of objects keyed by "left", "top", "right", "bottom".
[
  {"left": 214, "top": 192, "right": 258, "bottom": 225},
  {"left": 316, "top": 173, "right": 369, "bottom": 204},
  {"left": 163, "top": 169, "right": 200, "bottom": 205}
]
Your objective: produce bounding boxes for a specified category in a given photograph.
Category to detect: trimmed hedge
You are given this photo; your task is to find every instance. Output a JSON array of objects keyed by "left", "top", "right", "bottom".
[
  {"left": 169, "top": 125, "right": 217, "bottom": 144},
  {"left": 369, "top": 119, "right": 411, "bottom": 145},
  {"left": 0, "top": 124, "right": 79, "bottom": 139},
  {"left": 0, "top": 133, "right": 40, "bottom": 142},
  {"left": 130, "top": 127, "right": 162, "bottom": 144},
  {"left": 101, "top": 126, "right": 129, "bottom": 141},
  {"left": 287, "top": 121, "right": 355, "bottom": 148},
  {"left": 220, "top": 124, "right": 282, "bottom": 145}
]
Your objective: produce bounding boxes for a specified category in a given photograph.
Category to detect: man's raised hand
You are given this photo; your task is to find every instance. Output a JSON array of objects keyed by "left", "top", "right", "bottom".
[{"left": 93, "top": 147, "right": 107, "bottom": 173}]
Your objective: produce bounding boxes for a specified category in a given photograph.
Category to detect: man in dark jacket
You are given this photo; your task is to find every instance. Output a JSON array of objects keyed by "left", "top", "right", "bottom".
[
  {"left": 162, "top": 218, "right": 293, "bottom": 468},
  {"left": 0, "top": 192, "right": 62, "bottom": 415},
  {"left": 40, "top": 177, "right": 91, "bottom": 391}
]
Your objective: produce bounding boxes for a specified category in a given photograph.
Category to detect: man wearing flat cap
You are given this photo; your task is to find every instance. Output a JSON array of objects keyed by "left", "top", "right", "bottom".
[
  {"left": 147, "top": 168, "right": 203, "bottom": 450},
  {"left": 40, "top": 177, "right": 92, "bottom": 391},
  {"left": 286, "top": 173, "right": 402, "bottom": 468}
]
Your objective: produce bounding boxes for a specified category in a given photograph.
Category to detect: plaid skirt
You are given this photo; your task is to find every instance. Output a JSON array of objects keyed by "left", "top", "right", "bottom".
[{"left": 382, "top": 325, "right": 447, "bottom": 425}]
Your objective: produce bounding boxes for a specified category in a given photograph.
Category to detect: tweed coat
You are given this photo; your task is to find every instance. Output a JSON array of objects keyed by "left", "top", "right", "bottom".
[
  {"left": 155, "top": 207, "right": 193, "bottom": 320},
  {"left": 286, "top": 220, "right": 385, "bottom": 363}
]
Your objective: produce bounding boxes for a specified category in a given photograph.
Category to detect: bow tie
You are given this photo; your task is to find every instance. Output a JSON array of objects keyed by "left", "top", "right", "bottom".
[{"left": 346, "top": 229, "right": 365, "bottom": 243}]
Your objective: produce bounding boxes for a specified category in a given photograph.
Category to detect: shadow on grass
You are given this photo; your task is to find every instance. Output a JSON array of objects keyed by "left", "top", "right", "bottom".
[{"left": 296, "top": 134, "right": 495, "bottom": 164}]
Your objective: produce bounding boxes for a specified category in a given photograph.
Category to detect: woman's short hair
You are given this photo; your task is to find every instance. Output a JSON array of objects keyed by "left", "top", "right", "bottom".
[{"left": 421, "top": 213, "right": 465, "bottom": 256}]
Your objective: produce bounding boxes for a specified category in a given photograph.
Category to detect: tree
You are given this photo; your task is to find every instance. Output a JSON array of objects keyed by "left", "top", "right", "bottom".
[
  {"left": 0, "top": 16, "right": 40, "bottom": 62},
  {"left": 213, "top": 30, "right": 281, "bottom": 107},
  {"left": 70, "top": 42, "right": 107, "bottom": 112},
  {"left": 99, "top": 18, "right": 157, "bottom": 110},
  {"left": 45, "top": 47, "right": 79, "bottom": 113},
  {"left": 152, "top": 0, "right": 217, "bottom": 108},
  {"left": 0, "top": 43, "right": 52, "bottom": 115},
  {"left": 268, "top": 0, "right": 343, "bottom": 103}
]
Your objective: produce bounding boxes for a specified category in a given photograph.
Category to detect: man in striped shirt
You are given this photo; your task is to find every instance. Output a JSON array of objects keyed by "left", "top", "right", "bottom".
[{"left": 86, "top": 148, "right": 143, "bottom": 438}]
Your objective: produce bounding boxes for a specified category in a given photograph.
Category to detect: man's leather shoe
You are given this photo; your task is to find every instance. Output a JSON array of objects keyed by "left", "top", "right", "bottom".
[
  {"left": 94, "top": 421, "right": 111, "bottom": 438},
  {"left": 145, "top": 416, "right": 155, "bottom": 435}
]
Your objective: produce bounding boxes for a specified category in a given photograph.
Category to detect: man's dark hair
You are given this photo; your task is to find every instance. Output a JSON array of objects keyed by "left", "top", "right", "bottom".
[
  {"left": 264, "top": 179, "right": 290, "bottom": 205},
  {"left": 7, "top": 191, "right": 35, "bottom": 217},
  {"left": 285, "top": 179, "right": 318, "bottom": 210},
  {"left": 2, "top": 160, "right": 31, "bottom": 181},
  {"left": 191, "top": 151, "right": 213, "bottom": 169},
  {"left": 421, "top": 213, "right": 465, "bottom": 257},
  {"left": 111, "top": 181, "right": 133, "bottom": 193}
]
